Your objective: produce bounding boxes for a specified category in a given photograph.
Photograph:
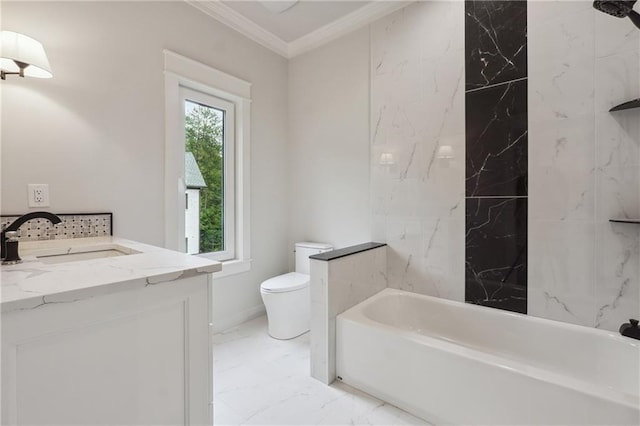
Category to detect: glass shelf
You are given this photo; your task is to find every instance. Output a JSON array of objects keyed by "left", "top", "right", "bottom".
[{"left": 609, "top": 99, "right": 640, "bottom": 112}]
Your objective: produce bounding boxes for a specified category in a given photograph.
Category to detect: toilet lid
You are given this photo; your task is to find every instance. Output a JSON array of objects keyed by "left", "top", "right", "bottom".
[{"left": 261, "top": 272, "right": 310, "bottom": 293}]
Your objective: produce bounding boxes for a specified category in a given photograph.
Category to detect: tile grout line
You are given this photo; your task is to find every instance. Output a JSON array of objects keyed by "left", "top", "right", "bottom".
[{"left": 465, "top": 76, "right": 528, "bottom": 94}]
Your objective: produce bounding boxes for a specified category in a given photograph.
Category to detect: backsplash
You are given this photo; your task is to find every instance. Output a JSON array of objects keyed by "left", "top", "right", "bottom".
[{"left": 0, "top": 213, "right": 112, "bottom": 241}]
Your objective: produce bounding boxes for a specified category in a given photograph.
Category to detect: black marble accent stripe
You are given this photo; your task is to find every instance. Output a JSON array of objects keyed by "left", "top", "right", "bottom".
[
  {"left": 465, "top": 79, "right": 528, "bottom": 197},
  {"left": 310, "top": 242, "right": 386, "bottom": 261},
  {"left": 465, "top": 197, "right": 527, "bottom": 314},
  {"left": 465, "top": 0, "right": 527, "bottom": 91},
  {"left": 464, "top": 0, "right": 528, "bottom": 314}
]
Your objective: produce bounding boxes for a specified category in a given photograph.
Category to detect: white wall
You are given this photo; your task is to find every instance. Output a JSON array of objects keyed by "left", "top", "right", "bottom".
[
  {"left": 287, "top": 27, "right": 371, "bottom": 265},
  {"left": 1, "top": 1, "right": 290, "bottom": 329}
]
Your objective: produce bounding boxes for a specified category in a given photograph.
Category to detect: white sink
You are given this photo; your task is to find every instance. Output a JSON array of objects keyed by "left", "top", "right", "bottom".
[{"left": 34, "top": 245, "right": 140, "bottom": 264}]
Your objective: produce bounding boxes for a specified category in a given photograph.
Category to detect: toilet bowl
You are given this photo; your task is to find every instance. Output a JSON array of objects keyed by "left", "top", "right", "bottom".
[{"left": 260, "top": 242, "right": 332, "bottom": 340}]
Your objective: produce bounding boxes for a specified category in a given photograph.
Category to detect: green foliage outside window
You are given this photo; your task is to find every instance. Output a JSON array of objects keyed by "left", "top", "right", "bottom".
[{"left": 185, "top": 103, "right": 224, "bottom": 253}]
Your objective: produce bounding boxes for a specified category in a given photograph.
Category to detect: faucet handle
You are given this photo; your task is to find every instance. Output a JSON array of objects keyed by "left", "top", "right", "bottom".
[{"left": 5, "top": 231, "right": 19, "bottom": 242}]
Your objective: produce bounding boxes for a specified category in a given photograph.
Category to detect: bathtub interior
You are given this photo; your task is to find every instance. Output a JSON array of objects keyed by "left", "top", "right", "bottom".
[{"left": 351, "top": 289, "right": 640, "bottom": 399}]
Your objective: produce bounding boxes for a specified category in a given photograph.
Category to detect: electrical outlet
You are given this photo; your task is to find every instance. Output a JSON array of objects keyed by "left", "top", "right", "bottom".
[{"left": 28, "top": 184, "right": 50, "bottom": 208}]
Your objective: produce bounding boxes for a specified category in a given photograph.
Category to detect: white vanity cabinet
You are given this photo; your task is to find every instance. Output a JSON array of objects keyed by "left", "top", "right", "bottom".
[{"left": 1, "top": 237, "right": 220, "bottom": 425}]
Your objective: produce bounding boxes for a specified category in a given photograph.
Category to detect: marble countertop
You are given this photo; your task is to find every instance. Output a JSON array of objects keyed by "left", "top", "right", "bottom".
[{"left": 1, "top": 237, "right": 221, "bottom": 313}]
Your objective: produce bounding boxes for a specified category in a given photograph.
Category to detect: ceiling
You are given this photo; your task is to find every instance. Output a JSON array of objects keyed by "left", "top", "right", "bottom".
[
  {"left": 187, "top": 0, "right": 410, "bottom": 58},
  {"left": 222, "top": 1, "right": 370, "bottom": 43}
]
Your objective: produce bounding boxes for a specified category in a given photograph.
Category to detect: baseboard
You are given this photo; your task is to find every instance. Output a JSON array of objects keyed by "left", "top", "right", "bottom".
[{"left": 211, "top": 304, "right": 266, "bottom": 334}]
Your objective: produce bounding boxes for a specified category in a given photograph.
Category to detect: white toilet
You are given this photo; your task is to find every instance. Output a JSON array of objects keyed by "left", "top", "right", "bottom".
[{"left": 260, "top": 242, "right": 333, "bottom": 340}]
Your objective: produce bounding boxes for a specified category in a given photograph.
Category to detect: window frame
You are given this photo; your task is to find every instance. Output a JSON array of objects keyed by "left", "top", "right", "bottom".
[{"left": 164, "top": 50, "right": 251, "bottom": 277}]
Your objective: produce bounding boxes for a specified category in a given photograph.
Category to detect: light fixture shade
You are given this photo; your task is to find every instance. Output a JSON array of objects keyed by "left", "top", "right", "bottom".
[{"left": 0, "top": 31, "right": 52, "bottom": 78}]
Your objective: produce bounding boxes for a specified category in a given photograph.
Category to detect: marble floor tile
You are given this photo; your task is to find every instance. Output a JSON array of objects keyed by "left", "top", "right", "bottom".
[{"left": 213, "top": 316, "right": 429, "bottom": 426}]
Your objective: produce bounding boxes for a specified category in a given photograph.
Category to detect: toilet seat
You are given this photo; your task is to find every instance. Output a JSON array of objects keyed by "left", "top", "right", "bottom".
[{"left": 260, "top": 272, "right": 309, "bottom": 293}]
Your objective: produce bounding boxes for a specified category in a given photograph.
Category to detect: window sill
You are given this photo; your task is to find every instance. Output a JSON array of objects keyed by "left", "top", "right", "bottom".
[{"left": 195, "top": 254, "right": 251, "bottom": 279}]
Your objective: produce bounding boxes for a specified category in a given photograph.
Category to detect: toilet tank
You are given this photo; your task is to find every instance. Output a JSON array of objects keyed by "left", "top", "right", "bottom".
[{"left": 295, "top": 242, "right": 333, "bottom": 274}]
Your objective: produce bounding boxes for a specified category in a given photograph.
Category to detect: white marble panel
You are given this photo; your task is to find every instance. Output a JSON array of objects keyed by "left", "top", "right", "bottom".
[
  {"left": 593, "top": 47, "right": 640, "bottom": 331},
  {"left": 528, "top": 0, "right": 592, "bottom": 25},
  {"left": 310, "top": 247, "right": 388, "bottom": 385},
  {"left": 528, "top": 220, "right": 597, "bottom": 327},
  {"left": 528, "top": 0, "right": 640, "bottom": 332},
  {"left": 529, "top": 116, "right": 595, "bottom": 221},
  {"left": 528, "top": 5, "right": 595, "bottom": 73},
  {"left": 596, "top": 164, "right": 640, "bottom": 222},
  {"left": 595, "top": 50, "right": 640, "bottom": 222},
  {"left": 371, "top": 1, "right": 465, "bottom": 299},
  {"left": 594, "top": 223, "right": 640, "bottom": 331},
  {"left": 310, "top": 260, "right": 330, "bottom": 384},
  {"left": 595, "top": 10, "right": 640, "bottom": 59},
  {"left": 528, "top": 6, "right": 595, "bottom": 123},
  {"left": 529, "top": 57, "right": 595, "bottom": 119},
  {"left": 328, "top": 248, "right": 388, "bottom": 316},
  {"left": 420, "top": 217, "right": 466, "bottom": 302},
  {"left": 594, "top": 49, "right": 640, "bottom": 113},
  {"left": 420, "top": 0, "right": 464, "bottom": 59}
]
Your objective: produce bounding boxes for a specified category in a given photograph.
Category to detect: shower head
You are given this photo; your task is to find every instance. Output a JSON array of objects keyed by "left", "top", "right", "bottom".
[
  {"left": 594, "top": 0, "right": 636, "bottom": 17},
  {"left": 593, "top": 0, "right": 640, "bottom": 29}
]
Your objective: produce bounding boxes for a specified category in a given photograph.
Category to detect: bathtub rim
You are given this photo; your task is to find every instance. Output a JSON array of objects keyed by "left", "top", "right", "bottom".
[{"left": 337, "top": 288, "right": 640, "bottom": 410}]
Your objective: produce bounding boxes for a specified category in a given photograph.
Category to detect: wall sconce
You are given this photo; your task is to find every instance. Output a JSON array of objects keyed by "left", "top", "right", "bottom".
[
  {"left": 436, "top": 145, "right": 455, "bottom": 168},
  {"left": 436, "top": 145, "right": 455, "bottom": 159},
  {"left": 0, "top": 31, "right": 53, "bottom": 80},
  {"left": 379, "top": 152, "right": 395, "bottom": 166}
]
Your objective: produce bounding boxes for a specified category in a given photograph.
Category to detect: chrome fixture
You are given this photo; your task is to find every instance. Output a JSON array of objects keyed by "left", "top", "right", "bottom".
[
  {"left": 0, "top": 31, "right": 53, "bottom": 80},
  {"left": 1, "top": 211, "right": 62, "bottom": 265}
]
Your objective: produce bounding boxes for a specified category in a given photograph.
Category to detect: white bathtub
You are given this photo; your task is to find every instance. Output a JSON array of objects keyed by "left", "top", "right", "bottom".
[{"left": 336, "top": 288, "right": 640, "bottom": 425}]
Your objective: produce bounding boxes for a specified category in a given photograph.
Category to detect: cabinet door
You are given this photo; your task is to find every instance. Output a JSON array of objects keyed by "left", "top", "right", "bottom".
[{"left": 1, "top": 275, "right": 211, "bottom": 425}]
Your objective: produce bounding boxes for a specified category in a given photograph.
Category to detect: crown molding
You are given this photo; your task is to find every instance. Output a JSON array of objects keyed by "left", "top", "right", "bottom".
[
  {"left": 187, "top": 0, "right": 413, "bottom": 59},
  {"left": 288, "top": 1, "right": 412, "bottom": 58},
  {"left": 186, "top": 0, "right": 289, "bottom": 57}
]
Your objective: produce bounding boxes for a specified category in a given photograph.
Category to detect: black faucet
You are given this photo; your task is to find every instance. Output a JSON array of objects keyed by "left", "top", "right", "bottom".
[
  {"left": 1, "top": 211, "right": 62, "bottom": 264},
  {"left": 620, "top": 319, "right": 640, "bottom": 340}
]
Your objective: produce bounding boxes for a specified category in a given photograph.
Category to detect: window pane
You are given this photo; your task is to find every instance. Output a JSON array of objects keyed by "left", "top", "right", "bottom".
[{"left": 184, "top": 99, "right": 224, "bottom": 254}]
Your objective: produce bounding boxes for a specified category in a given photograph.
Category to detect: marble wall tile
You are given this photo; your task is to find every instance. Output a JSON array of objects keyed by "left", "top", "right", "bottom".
[
  {"left": 595, "top": 49, "right": 640, "bottom": 113},
  {"left": 371, "top": 0, "right": 465, "bottom": 301},
  {"left": 465, "top": 0, "right": 527, "bottom": 90},
  {"left": 528, "top": 220, "right": 597, "bottom": 326},
  {"left": 466, "top": 79, "right": 528, "bottom": 197},
  {"left": 310, "top": 260, "right": 330, "bottom": 384},
  {"left": 594, "top": 223, "right": 640, "bottom": 330},
  {"left": 528, "top": 6, "right": 595, "bottom": 123},
  {"left": 528, "top": 117, "right": 595, "bottom": 222},
  {"left": 309, "top": 247, "right": 387, "bottom": 385},
  {"left": 528, "top": 0, "right": 640, "bottom": 332},
  {"left": 466, "top": 197, "right": 528, "bottom": 313},
  {"left": 595, "top": 10, "right": 640, "bottom": 58},
  {"left": 328, "top": 247, "right": 388, "bottom": 315},
  {"left": 421, "top": 1, "right": 465, "bottom": 60},
  {"left": 527, "top": 0, "right": 592, "bottom": 24},
  {"left": 371, "top": 0, "right": 638, "bottom": 331}
]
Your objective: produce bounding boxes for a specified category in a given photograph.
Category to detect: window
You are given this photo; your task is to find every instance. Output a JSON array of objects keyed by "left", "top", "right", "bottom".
[
  {"left": 164, "top": 50, "right": 251, "bottom": 276},
  {"left": 182, "top": 88, "right": 235, "bottom": 260}
]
